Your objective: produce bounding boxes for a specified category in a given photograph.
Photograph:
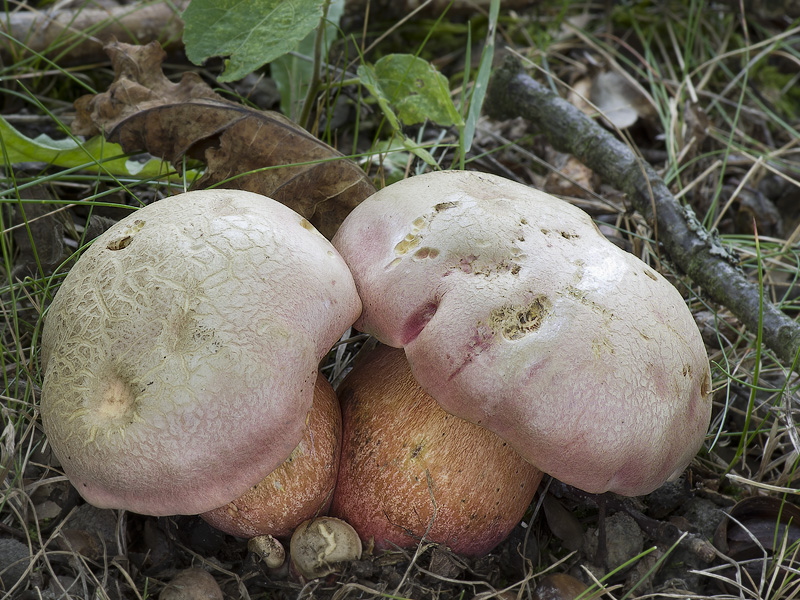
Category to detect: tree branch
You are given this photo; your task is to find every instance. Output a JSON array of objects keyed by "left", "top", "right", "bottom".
[
  {"left": 0, "top": 1, "right": 187, "bottom": 65},
  {"left": 486, "top": 56, "right": 800, "bottom": 369}
]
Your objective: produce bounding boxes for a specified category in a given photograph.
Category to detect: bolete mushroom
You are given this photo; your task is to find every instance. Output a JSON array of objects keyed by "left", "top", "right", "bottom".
[
  {"left": 40, "top": 189, "right": 361, "bottom": 516},
  {"left": 331, "top": 170, "right": 712, "bottom": 497},
  {"left": 330, "top": 344, "right": 543, "bottom": 556},
  {"left": 201, "top": 373, "right": 341, "bottom": 539}
]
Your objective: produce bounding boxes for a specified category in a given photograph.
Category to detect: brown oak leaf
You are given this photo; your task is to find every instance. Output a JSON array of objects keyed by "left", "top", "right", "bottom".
[{"left": 72, "top": 40, "right": 375, "bottom": 238}]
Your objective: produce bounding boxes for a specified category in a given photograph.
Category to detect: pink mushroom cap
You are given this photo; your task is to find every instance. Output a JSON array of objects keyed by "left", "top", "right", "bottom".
[{"left": 332, "top": 170, "right": 712, "bottom": 496}]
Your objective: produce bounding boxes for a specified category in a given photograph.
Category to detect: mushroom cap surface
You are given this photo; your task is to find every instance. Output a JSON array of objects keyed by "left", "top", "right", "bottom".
[
  {"left": 332, "top": 170, "right": 712, "bottom": 496},
  {"left": 201, "top": 373, "right": 341, "bottom": 538},
  {"left": 331, "top": 344, "right": 543, "bottom": 556},
  {"left": 41, "top": 189, "right": 361, "bottom": 516}
]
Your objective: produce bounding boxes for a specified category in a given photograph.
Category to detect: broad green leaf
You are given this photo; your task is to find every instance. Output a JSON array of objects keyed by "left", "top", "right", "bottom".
[
  {"left": 271, "top": 0, "right": 345, "bottom": 120},
  {"left": 0, "top": 116, "right": 185, "bottom": 180},
  {"left": 359, "top": 54, "right": 463, "bottom": 127},
  {"left": 182, "top": 0, "right": 326, "bottom": 83},
  {"left": 357, "top": 63, "right": 402, "bottom": 131}
]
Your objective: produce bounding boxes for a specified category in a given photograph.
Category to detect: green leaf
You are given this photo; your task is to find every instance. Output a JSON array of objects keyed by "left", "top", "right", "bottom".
[
  {"left": 401, "top": 136, "right": 440, "bottom": 168},
  {"left": 462, "top": 0, "right": 500, "bottom": 153},
  {"left": 359, "top": 54, "right": 463, "bottom": 127},
  {"left": 271, "top": 0, "right": 345, "bottom": 119},
  {"left": 357, "top": 63, "right": 402, "bottom": 131},
  {"left": 182, "top": 0, "right": 326, "bottom": 83},
  {"left": 0, "top": 116, "right": 191, "bottom": 180}
]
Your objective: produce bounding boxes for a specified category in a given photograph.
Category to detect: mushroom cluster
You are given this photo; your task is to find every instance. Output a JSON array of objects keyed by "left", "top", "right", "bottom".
[
  {"left": 331, "top": 170, "right": 711, "bottom": 497},
  {"left": 39, "top": 171, "right": 712, "bottom": 568},
  {"left": 40, "top": 189, "right": 360, "bottom": 517}
]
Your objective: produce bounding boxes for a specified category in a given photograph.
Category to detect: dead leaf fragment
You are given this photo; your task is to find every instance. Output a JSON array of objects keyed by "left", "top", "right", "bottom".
[
  {"left": 567, "top": 77, "right": 594, "bottom": 116},
  {"left": 72, "top": 41, "right": 375, "bottom": 238},
  {"left": 56, "top": 504, "right": 118, "bottom": 561},
  {"left": 590, "top": 71, "right": 653, "bottom": 129},
  {"left": 543, "top": 147, "right": 596, "bottom": 199},
  {"left": 542, "top": 493, "right": 584, "bottom": 552}
]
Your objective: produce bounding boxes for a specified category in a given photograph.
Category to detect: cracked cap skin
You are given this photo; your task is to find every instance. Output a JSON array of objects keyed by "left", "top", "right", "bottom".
[{"left": 41, "top": 189, "right": 361, "bottom": 516}]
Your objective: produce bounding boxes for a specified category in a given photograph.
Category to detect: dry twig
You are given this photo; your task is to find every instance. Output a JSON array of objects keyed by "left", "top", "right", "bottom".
[
  {"left": 486, "top": 56, "right": 800, "bottom": 369},
  {"left": 0, "top": 0, "right": 188, "bottom": 64}
]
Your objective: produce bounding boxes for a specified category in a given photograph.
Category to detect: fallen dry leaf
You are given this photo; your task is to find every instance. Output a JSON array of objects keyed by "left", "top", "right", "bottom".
[
  {"left": 589, "top": 71, "right": 654, "bottom": 130},
  {"left": 543, "top": 147, "right": 596, "bottom": 199},
  {"left": 72, "top": 41, "right": 375, "bottom": 238}
]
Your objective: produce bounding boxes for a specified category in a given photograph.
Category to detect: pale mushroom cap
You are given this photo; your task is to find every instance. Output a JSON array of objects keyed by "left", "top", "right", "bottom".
[
  {"left": 41, "top": 189, "right": 361, "bottom": 516},
  {"left": 201, "top": 373, "right": 341, "bottom": 538},
  {"left": 332, "top": 170, "right": 712, "bottom": 496}
]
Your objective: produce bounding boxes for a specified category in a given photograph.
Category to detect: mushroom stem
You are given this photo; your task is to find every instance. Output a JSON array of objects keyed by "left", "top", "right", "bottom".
[
  {"left": 289, "top": 517, "right": 362, "bottom": 580},
  {"left": 248, "top": 535, "right": 286, "bottom": 569}
]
